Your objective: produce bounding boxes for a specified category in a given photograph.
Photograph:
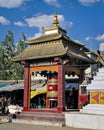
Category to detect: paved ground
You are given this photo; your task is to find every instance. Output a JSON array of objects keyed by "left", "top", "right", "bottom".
[
  {"left": 0, "top": 113, "right": 92, "bottom": 130},
  {"left": 0, "top": 116, "right": 92, "bottom": 130},
  {"left": 0, "top": 122, "right": 92, "bottom": 130}
]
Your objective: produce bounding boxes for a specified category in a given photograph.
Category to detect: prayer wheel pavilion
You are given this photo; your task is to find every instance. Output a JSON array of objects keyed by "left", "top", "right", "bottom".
[{"left": 13, "top": 13, "right": 93, "bottom": 113}]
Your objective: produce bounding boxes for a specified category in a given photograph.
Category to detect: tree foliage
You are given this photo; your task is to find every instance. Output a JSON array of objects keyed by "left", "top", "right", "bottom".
[
  {"left": 0, "top": 31, "right": 27, "bottom": 80},
  {"left": 16, "top": 32, "right": 27, "bottom": 54}
]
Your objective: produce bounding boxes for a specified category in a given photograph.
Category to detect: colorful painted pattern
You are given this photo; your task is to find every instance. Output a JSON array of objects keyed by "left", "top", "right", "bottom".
[
  {"left": 99, "top": 92, "right": 104, "bottom": 104},
  {"left": 90, "top": 92, "right": 104, "bottom": 104},
  {"left": 90, "top": 92, "right": 99, "bottom": 104}
]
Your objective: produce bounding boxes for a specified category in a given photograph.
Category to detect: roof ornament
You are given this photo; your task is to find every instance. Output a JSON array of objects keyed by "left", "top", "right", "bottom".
[{"left": 53, "top": 12, "right": 59, "bottom": 26}]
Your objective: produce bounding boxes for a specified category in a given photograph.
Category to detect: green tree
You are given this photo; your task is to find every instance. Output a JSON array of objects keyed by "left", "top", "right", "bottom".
[
  {"left": 16, "top": 32, "right": 27, "bottom": 54},
  {"left": 0, "top": 31, "right": 27, "bottom": 80},
  {"left": 0, "top": 30, "right": 15, "bottom": 79},
  {"left": 13, "top": 32, "right": 27, "bottom": 80},
  {"left": 0, "top": 46, "right": 7, "bottom": 79}
]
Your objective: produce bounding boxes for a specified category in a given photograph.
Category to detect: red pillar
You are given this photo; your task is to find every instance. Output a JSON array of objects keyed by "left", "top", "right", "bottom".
[
  {"left": 79, "top": 69, "right": 84, "bottom": 84},
  {"left": 22, "top": 62, "right": 30, "bottom": 111},
  {"left": 58, "top": 65, "right": 65, "bottom": 113},
  {"left": 78, "top": 69, "right": 85, "bottom": 109}
]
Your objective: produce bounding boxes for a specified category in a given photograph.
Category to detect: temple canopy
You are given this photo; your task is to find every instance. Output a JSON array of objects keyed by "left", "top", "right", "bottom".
[
  {"left": 12, "top": 13, "right": 94, "bottom": 64},
  {"left": 11, "top": 13, "right": 96, "bottom": 113}
]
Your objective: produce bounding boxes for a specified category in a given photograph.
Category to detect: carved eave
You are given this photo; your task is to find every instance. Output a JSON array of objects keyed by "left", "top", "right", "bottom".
[
  {"left": 12, "top": 39, "right": 94, "bottom": 64},
  {"left": 25, "top": 33, "right": 62, "bottom": 45},
  {"left": 12, "top": 42, "right": 67, "bottom": 61}
]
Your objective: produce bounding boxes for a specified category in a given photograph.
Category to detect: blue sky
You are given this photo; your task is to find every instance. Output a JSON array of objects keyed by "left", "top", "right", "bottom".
[{"left": 0, "top": 0, "right": 104, "bottom": 50}]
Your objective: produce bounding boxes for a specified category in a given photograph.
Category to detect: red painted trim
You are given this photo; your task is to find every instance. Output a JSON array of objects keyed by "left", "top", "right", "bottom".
[
  {"left": 58, "top": 65, "right": 65, "bottom": 112},
  {"left": 23, "top": 109, "right": 60, "bottom": 113},
  {"left": 23, "top": 66, "right": 30, "bottom": 111}
]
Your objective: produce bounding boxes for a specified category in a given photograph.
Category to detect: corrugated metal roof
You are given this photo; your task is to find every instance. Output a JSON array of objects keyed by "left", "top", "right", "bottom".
[{"left": 0, "top": 82, "right": 46, "bottom": 92}]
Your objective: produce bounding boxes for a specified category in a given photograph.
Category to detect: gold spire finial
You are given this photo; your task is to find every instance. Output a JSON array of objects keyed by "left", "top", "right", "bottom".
[{"left": 53, "top": 12, "right": 59, "bottom": 26}]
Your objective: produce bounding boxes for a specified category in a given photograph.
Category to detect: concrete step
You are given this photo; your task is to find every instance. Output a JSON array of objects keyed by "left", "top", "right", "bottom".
[
  {"left": 96, "top": 72, "right": 104, "bottom": 76},
  {"left": 21, "top": 111, "right": 64, "bottom": 117},
  {"left": 98, "top": 68, "right": 104, "bottom": 73},
  {"left": 65, "top": 112, "right": 104, "bottom": 129},
  {"left": 80, "top": 109, "right": 104, "bottom": 115},
  {"left": 80, "top": 104, "right": 104, "bottom": 115},
  {"left": 8, "top": 111, "right": 65, "bottom": 126},
  {"left": 93, "top": 75, "right": 104, "bottom": 80},
  {"left": 91, "top": 80, "right": 104, "bottom": 84},
  {"left": 87, "top": 84, "right": 104, "bottom": 89}
]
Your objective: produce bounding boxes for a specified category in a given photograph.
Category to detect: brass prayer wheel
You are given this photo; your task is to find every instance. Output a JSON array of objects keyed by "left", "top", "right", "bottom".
[{"left": 47, "top": 78, "right": 58, "bottom": 98}]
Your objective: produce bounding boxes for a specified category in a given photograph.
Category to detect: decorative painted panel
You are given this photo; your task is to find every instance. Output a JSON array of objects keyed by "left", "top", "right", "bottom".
[
  {"left": 90, "top": 92, "right": 99, "bottom": 104},
  {"left": 99, "top": 92, "right": 104, "bottom": 104}
]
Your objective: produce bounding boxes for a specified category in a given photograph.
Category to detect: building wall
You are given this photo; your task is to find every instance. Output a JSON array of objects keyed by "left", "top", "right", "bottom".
[
  {"left": 100, "top": 43, "right": 104, "bottom": 59},
  {"left": 85, "top": 53, "right": 98, "bottom": 79}
]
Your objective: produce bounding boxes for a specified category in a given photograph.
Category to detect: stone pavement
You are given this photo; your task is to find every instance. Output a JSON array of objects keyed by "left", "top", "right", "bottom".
[
  {"left": 0, "top": 122, "right": 92, "bottom": 130},
  {"left": 0, "top": 114, "right": 92, "bottom": 130}
]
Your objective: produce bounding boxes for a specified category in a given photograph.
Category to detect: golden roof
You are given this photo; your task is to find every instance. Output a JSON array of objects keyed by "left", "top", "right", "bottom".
[
  {"left": 12, "top": 13, "right": 94, "bottom": 63},
  {"left": 12, "top": 38, "right": 93, "bottom": 63},
  {"left": 26, "top": 33, "right": 62, "bottom": 44},
  {"left": 12, "top": 42, "right": 66, "bottom": 61},
  {"left": 67, "top": 46, "right": 93, "bottom": 63}
]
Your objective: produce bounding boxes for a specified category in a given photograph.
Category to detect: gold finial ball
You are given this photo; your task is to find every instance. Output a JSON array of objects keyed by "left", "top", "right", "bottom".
[{"left": 53, "top": 12, "right": 59, "bottom": 26}]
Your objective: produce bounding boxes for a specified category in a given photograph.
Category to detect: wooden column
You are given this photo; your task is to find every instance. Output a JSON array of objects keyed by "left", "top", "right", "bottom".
[
  {"left": 79, "top": 69, "right": 84, "bottom": 84},
  {"left": 78, "top": 68, "right": 85, "bottom": 109},
  {"left": 22, "top": 61, "right": 30, "bottom": 111},
  {"left": 58, "top": 65, "right": 65, "bottom": 112}
]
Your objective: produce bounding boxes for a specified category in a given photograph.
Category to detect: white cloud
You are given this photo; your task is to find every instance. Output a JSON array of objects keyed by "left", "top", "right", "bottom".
[
  {"left": 25, "top": 14, "right": 51, "bottom": 29},
  {"left": 78, "top": 0, "right": 101, "bottom": 6},
  {"left": 44, "top": 0, "right": 60, "bottom": 7},
  {"left": 0, "top": 16, "right": 10, "bottom": 25},
  {"left": 34, "top": 33, "right": 43, "bottom": 38},
  {"left": 85, "top": 36, "right": 91, "bottom": 41},
  {"left": 96, "top": 34, "right": 104, "bottom": 41},
  {"left": 14, "top": 21, "right": 26, "bottom": 26},
  {"left": 28, "top": 33, "right": 43, "bottom": 40},
  {"left": 25, "top": 14, "right": 73, "bottom": 31},
  {"left": 0, "top": 0, "right": 25, "bottom": 8},
  {"left": 26, "top": 14, "right": 73, "bottom": 42}
]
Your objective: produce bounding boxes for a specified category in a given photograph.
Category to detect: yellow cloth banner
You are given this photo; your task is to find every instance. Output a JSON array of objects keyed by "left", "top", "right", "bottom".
[{"left": 31, "top": 90, "right": 46, "bottom": 99}]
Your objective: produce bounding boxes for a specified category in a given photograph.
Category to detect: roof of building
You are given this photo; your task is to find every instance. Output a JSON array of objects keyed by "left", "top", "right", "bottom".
[
  {"left": 12, "top": 41, "right": 67, "bottom": 61},
  {"left": 12, "top": 13, "right": 94, "bottom": 64},
  {"left": 12, "top": 38, "right": 93, "bottom": 63},
  {"left": 26, "top": 33, "right": 62, "bottom": 44}
]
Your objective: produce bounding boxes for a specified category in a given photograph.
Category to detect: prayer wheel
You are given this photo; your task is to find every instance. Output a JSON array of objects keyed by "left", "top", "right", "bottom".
[{"left": 47, "top": 78, "right": 58, "bottom": 98}]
